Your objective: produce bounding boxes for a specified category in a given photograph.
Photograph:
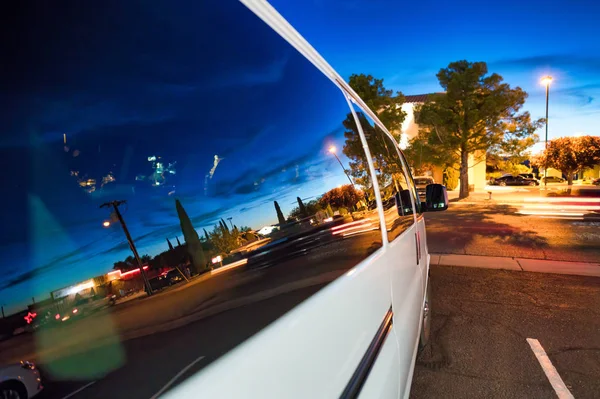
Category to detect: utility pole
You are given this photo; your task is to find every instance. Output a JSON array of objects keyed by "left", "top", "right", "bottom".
[
  {"left": 227, "top": 217, "right": 234, "bottom": 229},
  {"left": 100, "top": 200, "right": 153, "bottom": 295}
]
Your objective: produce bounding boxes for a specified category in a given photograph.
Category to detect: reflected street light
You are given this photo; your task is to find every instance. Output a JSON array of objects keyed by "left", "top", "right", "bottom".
[
  {"left": 328, "top": 146, "right": 356, "bottom": 189},
  {"left": 541, "top": 75, "right": 553, "bottom": 188}
]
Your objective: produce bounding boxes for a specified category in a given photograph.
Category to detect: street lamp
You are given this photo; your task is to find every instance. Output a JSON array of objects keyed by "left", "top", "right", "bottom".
[
  {"left": 102, "top": 221, "right": 111, "bottom": 227},
  {"left": 541, "top": 75, "right": 552, "bottom": 188},
  {"left": 328, "top": 146, "right": 356, "bottom": 188}
]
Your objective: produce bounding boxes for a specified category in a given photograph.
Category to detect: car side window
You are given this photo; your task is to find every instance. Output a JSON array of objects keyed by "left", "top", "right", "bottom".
[
  {"left": 3, "top": 0, "right": 386, "bottom": 381},
  {"left": 350, "top": 108, "right": 415, "bottom": 242}
]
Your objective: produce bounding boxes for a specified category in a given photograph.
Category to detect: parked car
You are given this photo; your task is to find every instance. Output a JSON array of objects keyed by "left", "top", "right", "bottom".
[
  {"left": 541, "top": 176, "right": 566, "bottom": 184},
  {"left": 0, "top": 361, "right": 43, "bottom": 398},
  {"left": 165, "top": 269, "right": 185, "bottom": 285},
  {"left": 518, "top": 173, "right": 536, "bottom": 179},
  {"left": 413, "top": 176, "right": 435, "bottom": 199},
  {"left": 59, "top": 295, "right": 116, "bottom": 322},
  {"left": 591, "top": 178, "right": 600, "bottom": 186},
  {"left": 490, "top": 175, "right": 539, "bottom": 186}
]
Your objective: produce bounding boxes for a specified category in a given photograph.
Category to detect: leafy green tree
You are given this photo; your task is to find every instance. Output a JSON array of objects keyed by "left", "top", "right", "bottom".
[
  {"left": 348, "top": 74, "right": 405, "bottom": 132},
  {"left": 342, "top": 112, "right": 405, "bottom": 199},
  {"left": 538, "top": 136, "right": 600, "bottom": 185},
  {"left": 287, "top": 200, "right": 322, "bottom": 221},
  {"left": 341, "top": 75, "right": 406, "bottom": 197},
  {"left": 415, "top": 61, "right": 542, "bottom": 198},
  {"left": 221, "top": 218, "right": 230, "bottom": 233},
  {"left": 319, "top": 184, "right": 364, "bottom": 210},
  {"left": 274, "top": 201, "right": 286, "bottom": 225},
  {"left": 140, "top": 254, "right": 152, "bottom": 264},
  {"left": 113, "top": 255, "right": 136, "bottom": 271},
  {"left": 176, "top": 199, "right": 207, "bottom": 274},
  {"left": 209, "top": 223, "right": 240, "bottom": 254}
]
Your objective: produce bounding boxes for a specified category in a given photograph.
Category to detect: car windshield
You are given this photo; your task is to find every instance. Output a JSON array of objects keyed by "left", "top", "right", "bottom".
[{"left": 414, "top": 178, "right": 433, "bottom": 185}]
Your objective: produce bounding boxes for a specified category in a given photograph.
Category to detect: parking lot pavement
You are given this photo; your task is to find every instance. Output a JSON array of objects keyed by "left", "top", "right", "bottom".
[{"left": 410, "top": 265, "right": 600, "bottom": 399}]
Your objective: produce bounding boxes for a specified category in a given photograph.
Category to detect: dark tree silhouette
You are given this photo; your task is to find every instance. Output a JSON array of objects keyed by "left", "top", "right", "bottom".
[
  {"left": 274, "top": 201, "right": 286, "bottom": 225},
  {"left": 297, "top": 197, "right": 308, "bottom": 218}
]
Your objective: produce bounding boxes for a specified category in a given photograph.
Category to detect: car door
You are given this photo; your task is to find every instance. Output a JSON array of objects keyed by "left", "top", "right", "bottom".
[
  {"left": 154, "top": 1, "right": 395, "bottom": 397},
  {"left": 349, "top": 106, "right": 423, "bottom": 398}
]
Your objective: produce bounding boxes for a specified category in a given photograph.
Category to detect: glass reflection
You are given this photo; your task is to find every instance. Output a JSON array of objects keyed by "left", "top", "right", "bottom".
[
  {"left": 0, "top": 0, "right": 385, "bottom": 386},
  {"left": 349, "top": 108, "right": 416, "bottom": 242}
]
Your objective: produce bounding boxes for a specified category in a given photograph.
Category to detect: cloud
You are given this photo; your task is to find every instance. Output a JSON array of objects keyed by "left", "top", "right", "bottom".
[{"left": 491, "top": 54, "right": 600, "bottom": 73}]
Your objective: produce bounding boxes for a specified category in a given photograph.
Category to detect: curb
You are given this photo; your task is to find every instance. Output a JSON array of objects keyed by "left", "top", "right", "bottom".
[{"left": 430, "top": 253, "right": 600, "bottom": 277}]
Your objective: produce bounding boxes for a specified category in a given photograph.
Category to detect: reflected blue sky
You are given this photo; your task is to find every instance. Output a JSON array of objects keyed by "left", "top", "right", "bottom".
[{"left": 0, "top": 0, "right": 353, "bottom": 313}]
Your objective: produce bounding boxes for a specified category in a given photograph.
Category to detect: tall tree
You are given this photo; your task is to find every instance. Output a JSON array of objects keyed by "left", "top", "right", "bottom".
[
  {"left": 274, "top": 201, "right": 286, "bottom": 225},
  {"left": 175, "top": 199, "right": 207, "bottom": 274},
  {"left": 319, "top": 184, "right": 364, "bottom": 210},
  {"left": 203, "top": 228, "right": 211, "bottom": 242},
  {"left": 416, "top": 61, "right": 542, "bottom": 199},
  {"left": 348, "top": 74, "right": 405, "bottom": 132},
  {"left": 166, "top": 238, "right": 174, "bottom": 251},
  {"left": 175, "top": 236, "right": 182, "bottom": 246},
  {"left": 296, "top": 197, "right": 308, "bottom": 218},
  {"left": 220, "top": 218, "right": 230, "bottom": 233},
  {"left": 341, "top": 75, "right": 406, "bottom": 196},
  {"left": 538, "top": 136, "right": 600, "bottom": 185}
]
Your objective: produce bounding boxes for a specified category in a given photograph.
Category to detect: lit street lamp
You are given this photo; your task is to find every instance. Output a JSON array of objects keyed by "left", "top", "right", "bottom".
[
  {"left": 102, "top": 220, "right": 111, "bottom": 227},
  {"left": 328, "top": 145, "right": 356, "bottom": 189},
  {"left": 541, "top": 75, "right": 552, "bottom": 188}
]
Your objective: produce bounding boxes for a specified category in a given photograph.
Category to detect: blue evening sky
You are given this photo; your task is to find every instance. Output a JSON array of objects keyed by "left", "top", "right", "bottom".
[{"left": 272, "top": 0, "right": 600, "bottom": 151}]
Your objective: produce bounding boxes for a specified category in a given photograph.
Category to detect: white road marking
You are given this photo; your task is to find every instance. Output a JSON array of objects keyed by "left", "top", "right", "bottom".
[
  {"left": 150, "top": 355, "right": 205, "bottom": 399},
  {"left": 526, "top": 338, "right": 574, "bottom": 399},
  {"left": 60, "top": 381, "right": 96, "bottom": 399}
]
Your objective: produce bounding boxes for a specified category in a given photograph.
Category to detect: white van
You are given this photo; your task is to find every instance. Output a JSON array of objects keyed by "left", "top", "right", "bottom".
[
  {"left": 167, "top": 1, "right": 449, "bottom": 398},
  {"left": 3, "top": 0, "right": 447, "bottom": 397}
]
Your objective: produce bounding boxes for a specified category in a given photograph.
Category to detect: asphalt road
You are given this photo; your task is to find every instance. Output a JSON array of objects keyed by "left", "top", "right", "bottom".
[
  {"left": 425, "top": 204, "right": 600, "bottom": 263},
  {"left": 411, "top": 265, "right": 600, "bottom": 399}
]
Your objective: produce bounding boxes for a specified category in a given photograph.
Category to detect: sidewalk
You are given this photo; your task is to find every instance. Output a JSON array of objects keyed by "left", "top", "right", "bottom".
[{"left": 431, "top": 253, "right": 600, "bottom": 277}]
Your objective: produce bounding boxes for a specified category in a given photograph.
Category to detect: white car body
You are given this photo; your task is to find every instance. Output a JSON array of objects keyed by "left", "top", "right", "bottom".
[
  {"left": 0, "top": 362, "right": 43, "bottom": 398},
  {"left": 166, "top": 1, "right": 438, "bottom": 398}
]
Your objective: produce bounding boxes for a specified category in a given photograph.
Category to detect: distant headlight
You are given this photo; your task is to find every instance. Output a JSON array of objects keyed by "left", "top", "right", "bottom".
[{"left": 21, "top": 361, "right": 35, "bottom": 370}]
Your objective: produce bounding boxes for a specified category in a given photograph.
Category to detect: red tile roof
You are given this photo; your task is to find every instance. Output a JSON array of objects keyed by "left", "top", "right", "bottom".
[{"left": 402, "top": 93, "right": 443, "bottom": 103}]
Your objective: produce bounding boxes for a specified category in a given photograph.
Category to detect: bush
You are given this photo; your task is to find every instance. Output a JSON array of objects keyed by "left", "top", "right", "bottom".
[{"left": 443, "top": 167, "right": 459, "bottom": 190}]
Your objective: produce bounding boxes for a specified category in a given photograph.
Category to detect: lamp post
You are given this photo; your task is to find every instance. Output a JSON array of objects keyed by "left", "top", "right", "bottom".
[
  {"left": 328, "top": 146, "right": 356, "bottom": 189},
  {"left": 541, "top": 76, "right": 552, "bottom": 188}
]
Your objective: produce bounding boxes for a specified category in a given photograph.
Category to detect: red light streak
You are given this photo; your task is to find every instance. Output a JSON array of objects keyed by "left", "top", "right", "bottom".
[{"left": 120, "top": 266, "right": 149, "bottom": 277}]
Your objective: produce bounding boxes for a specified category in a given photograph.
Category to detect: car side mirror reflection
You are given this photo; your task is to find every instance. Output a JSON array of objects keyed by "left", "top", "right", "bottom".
[
  {"left": 395, "top": 189, "right": 414, "bottom": 216},
  {"left": 421, "top": 184, "right": 448, "bottom": 212}
]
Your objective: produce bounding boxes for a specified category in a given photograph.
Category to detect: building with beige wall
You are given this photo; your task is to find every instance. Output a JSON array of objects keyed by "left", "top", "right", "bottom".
[{"left": 397, "top": 94, "right": 487, "bottom": 191}]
